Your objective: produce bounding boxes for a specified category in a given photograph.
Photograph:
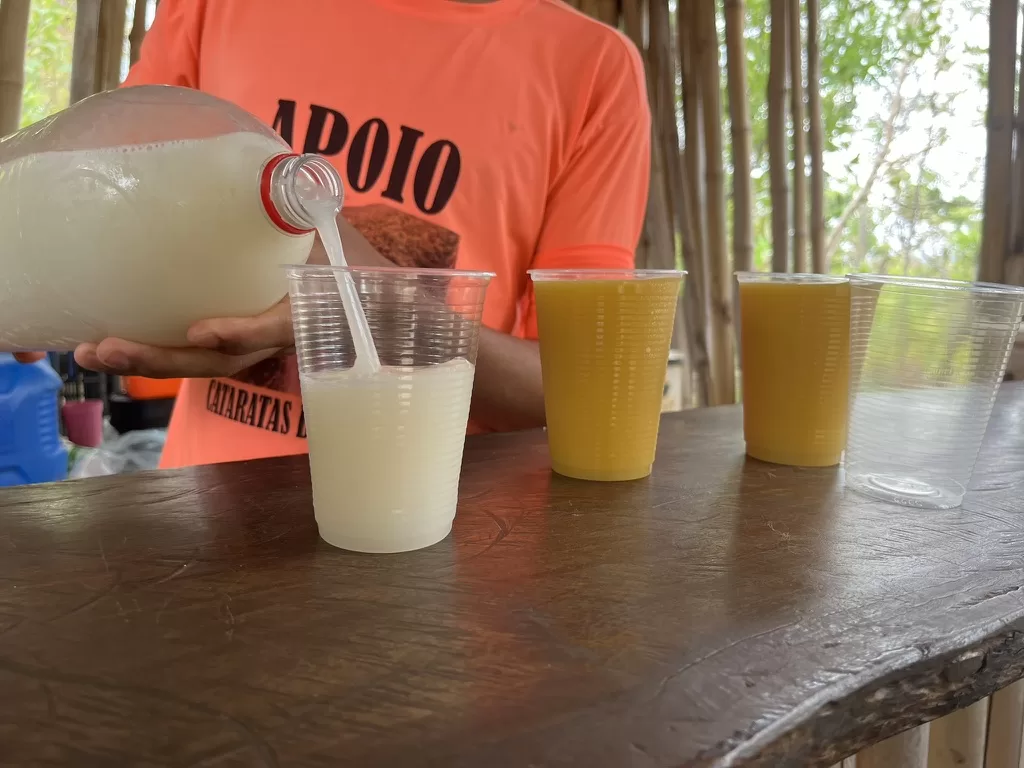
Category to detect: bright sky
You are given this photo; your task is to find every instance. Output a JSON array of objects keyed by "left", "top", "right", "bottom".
[{"left": 826, "top": 0, "right": 990, "bottom": 204}]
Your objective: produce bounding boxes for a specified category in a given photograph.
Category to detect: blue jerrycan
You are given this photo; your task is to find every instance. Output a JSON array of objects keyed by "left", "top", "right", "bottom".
[{"left": 0, "top": 354, "right": 68, "bottom": 487}]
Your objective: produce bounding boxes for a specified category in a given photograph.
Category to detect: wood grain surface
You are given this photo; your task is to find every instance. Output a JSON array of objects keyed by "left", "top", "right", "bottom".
[{"left": 4, "top": 385, "right": 1024, "bottom": 767}]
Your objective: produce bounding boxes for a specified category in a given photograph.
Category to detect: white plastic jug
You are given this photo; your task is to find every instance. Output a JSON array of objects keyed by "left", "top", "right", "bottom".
[{"left": 0, "top": 85, "right": 342, "bottom": 350}]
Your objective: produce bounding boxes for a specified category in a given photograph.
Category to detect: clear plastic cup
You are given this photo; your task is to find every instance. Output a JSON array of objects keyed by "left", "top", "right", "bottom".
[
  {"left": 845, "top": 275, "right": 1024, "bottom": 509},
  {"left": 286, "top": 266, "right": 494, "bottom": 553},
  {"left": 736, "top": 272, "right": 850, "bottom": 467},
  {"left": 529, "top": 269, "right": 685, "bottom": 481}
]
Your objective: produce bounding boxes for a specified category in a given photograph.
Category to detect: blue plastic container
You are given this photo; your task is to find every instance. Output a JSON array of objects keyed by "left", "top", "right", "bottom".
[{"left": 0, "top": 354, "right": 68, "bottom": 487}]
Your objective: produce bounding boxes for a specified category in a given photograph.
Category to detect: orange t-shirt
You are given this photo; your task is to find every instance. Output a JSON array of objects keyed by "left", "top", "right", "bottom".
[{"left": 126, "top": 0, "right": 651, "bottom": 469}]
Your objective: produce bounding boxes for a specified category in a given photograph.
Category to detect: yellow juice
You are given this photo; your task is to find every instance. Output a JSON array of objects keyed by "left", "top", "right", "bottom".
[
  {"left": 738, "top": 278, "right": 850, "bottom": 467},
  {"left": 533, "top": 275, "right": 682, "bottom": 481}
]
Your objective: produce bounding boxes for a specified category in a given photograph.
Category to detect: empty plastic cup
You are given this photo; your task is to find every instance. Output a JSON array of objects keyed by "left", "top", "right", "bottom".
[
  {"left": 530, "top": 269, "right": 684, "bottom": 481},
  {"left": 737, "top": 272, "right": 850, "bottom": 467},
  {"left": 286, "top": 266, "right": 493, "bottom": 553},
  {"left": 845, "top": 275, "right": 1024, "bottom": 509}
]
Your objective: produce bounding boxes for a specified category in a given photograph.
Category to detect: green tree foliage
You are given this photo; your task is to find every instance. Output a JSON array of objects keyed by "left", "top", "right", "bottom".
[
  {"left": 19, "top": 0, "right": 75, "bottom": 128},
  {"left": 726, "top": 0, "right": 982, "bottom": 278},
  {"left": 744, "top": 0, "right": 941, "bottom": 159}
]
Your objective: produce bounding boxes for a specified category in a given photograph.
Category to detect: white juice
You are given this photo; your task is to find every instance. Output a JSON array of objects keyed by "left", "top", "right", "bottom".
[
  {"left": 300, "top": 357, "right": 476, "bottom": 553},
  {"left": 0, "top": 132, "right": 312, "bottom": 350}
]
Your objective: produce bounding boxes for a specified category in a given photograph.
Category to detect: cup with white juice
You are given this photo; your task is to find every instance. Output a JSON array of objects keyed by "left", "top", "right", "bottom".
[{"left": 286, "top": 266, "right": 494, "bottom": 553}]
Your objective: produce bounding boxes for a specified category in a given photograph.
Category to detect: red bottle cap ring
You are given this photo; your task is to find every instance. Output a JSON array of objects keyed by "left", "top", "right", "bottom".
[{"left": 260, "top": 153, "right": 314, "bottom": 236}]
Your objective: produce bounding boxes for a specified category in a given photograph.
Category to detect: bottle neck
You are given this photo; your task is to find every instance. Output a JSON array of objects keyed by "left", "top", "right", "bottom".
[{"left": 260, "top": 153, "right": 344, "bottom": 235}]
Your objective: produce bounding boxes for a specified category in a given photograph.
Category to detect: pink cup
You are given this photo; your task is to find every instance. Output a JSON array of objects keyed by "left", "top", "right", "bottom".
[{"left": 62, "top": 400, "right": 104, "bottom": 447}]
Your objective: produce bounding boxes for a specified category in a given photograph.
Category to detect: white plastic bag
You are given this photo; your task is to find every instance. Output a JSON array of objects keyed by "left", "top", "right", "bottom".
[{"left": 69, "top": 428, "right": 167, "bottom": 479}]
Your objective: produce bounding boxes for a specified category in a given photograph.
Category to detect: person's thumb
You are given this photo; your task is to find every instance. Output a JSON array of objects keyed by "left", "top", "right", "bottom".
[{"left": 186, "top": 300, "right": 293, "bottom": 356}]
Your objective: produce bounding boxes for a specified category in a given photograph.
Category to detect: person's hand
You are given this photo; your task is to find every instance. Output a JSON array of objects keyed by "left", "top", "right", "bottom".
[
  {"left": 73, "top": 298, "right": 294, "bottom": 378},
  {"left": 11, "top": 310, "right": 289, "bottom": 378},
  {"left": 13, "top": 214, "right": 392, "bottom": 379},
  {"left": 70, "top": 214, "right": 393, "bottom": 379}
]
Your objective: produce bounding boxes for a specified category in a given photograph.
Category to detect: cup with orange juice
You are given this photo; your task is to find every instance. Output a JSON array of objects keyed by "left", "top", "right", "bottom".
[
  {"left": 529, "top": 269, "right": 685, "bottom": 481},
  {"left": 736, "top": 272, "right": 851, "bottom": 467}
]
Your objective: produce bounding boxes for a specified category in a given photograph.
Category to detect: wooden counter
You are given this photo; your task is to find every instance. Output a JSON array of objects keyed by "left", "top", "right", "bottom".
[{"left": 3, "top": 385, "right": 1024, "bottom": 766}]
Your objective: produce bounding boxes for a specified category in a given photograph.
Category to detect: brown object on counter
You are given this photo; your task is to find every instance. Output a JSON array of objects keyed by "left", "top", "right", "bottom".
[{"left": 3, "top": 386, "right": 1024, "bottom": 766}]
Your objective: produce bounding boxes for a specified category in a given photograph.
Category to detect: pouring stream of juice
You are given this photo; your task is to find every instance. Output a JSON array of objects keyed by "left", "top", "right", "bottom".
[{"left": 300, "top": 190, "right": 381, "bottom": 374}]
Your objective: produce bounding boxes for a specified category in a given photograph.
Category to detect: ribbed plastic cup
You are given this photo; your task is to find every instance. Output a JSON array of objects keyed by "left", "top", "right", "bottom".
[
  {"left": 286, "top": 266, "right": 493, "bottom": 553},
  {"left": 845, "top": 275, "right": 1024, "bottom": 509},
  {"left": 529, "top": 269, "right": 684, "bottom": 482},
  {"left": 736, "top": 272, "right": 850, "bottom": 467}
]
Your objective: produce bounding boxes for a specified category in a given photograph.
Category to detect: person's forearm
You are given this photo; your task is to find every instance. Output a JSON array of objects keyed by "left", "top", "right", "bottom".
[{"left": 470, "top": 328, "right": 546, "bottom": 432}]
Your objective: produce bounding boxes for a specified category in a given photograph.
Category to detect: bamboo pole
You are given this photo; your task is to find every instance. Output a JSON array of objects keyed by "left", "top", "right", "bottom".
[
  {"left": 807, "top": 0, "right": 826, "bottom": 273},
  {"left": 979, "top": 0, "right": 1018, "bottom": 283},
  {"left": 129, "top": 0, "right": 149, "bottom": 65},
  {"left": 984, "top": 681, "right": 1024, "bottom": 768},
  {"left": 856, "top": 724, "right": 929, "bottom": 768},
  {"left": 71, "top": 0, "right": 103, "bottom": 104},
  {"left": 1006, "top": 8, "right": 1024, "bottom": 286},
  {"left": 620, "top": 0, "right": 656, "bottom": 273},
  {"left": 641, "top": 125, "right": 676, "bottom": 276},
  {"left": 679, "top": 1, "right": 707, "bottom": 288},
  {"left": 694, "top": 0, "right": 736, "bottom": 405},
  {"left": 0, "top": 0, "right": 32, "bottom": 136},
  {"left": 628, "top": 0, "right": 695, "bottom": 402},
  {"left": 640, "top": 136, "right": 677, "bottom": 274},
  {"left": 927, "top": 700, "right": 988, "bottom": 768},
  {"left": 768, "top": 0, "right": 790, "bottom": 272},
  {"left": 678, "top": 0, "right": 713, "bottom": 407},
  {"left": 636, "top": 0, "right": 678, "bottom": 275},
  {"left": 620, "top": 0, "right": 641, "bottom": 49},
  {"left": 649, "top": 0, "right": 681, "bottom": 261},
  {"left": 579, "top": 0, "right": 618, "bottom": 25},
  {"left": 647, "top": 0, "right": 712, "bottom": 405},
  {"left": 724, "top": 0, "right": 753, "bottom": 275},
  {"left": 788, "top": 0, "right": 808, "bottom": 273},
  {"left": 95, "top": 0, "right": 127, "bottom": 92}
]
